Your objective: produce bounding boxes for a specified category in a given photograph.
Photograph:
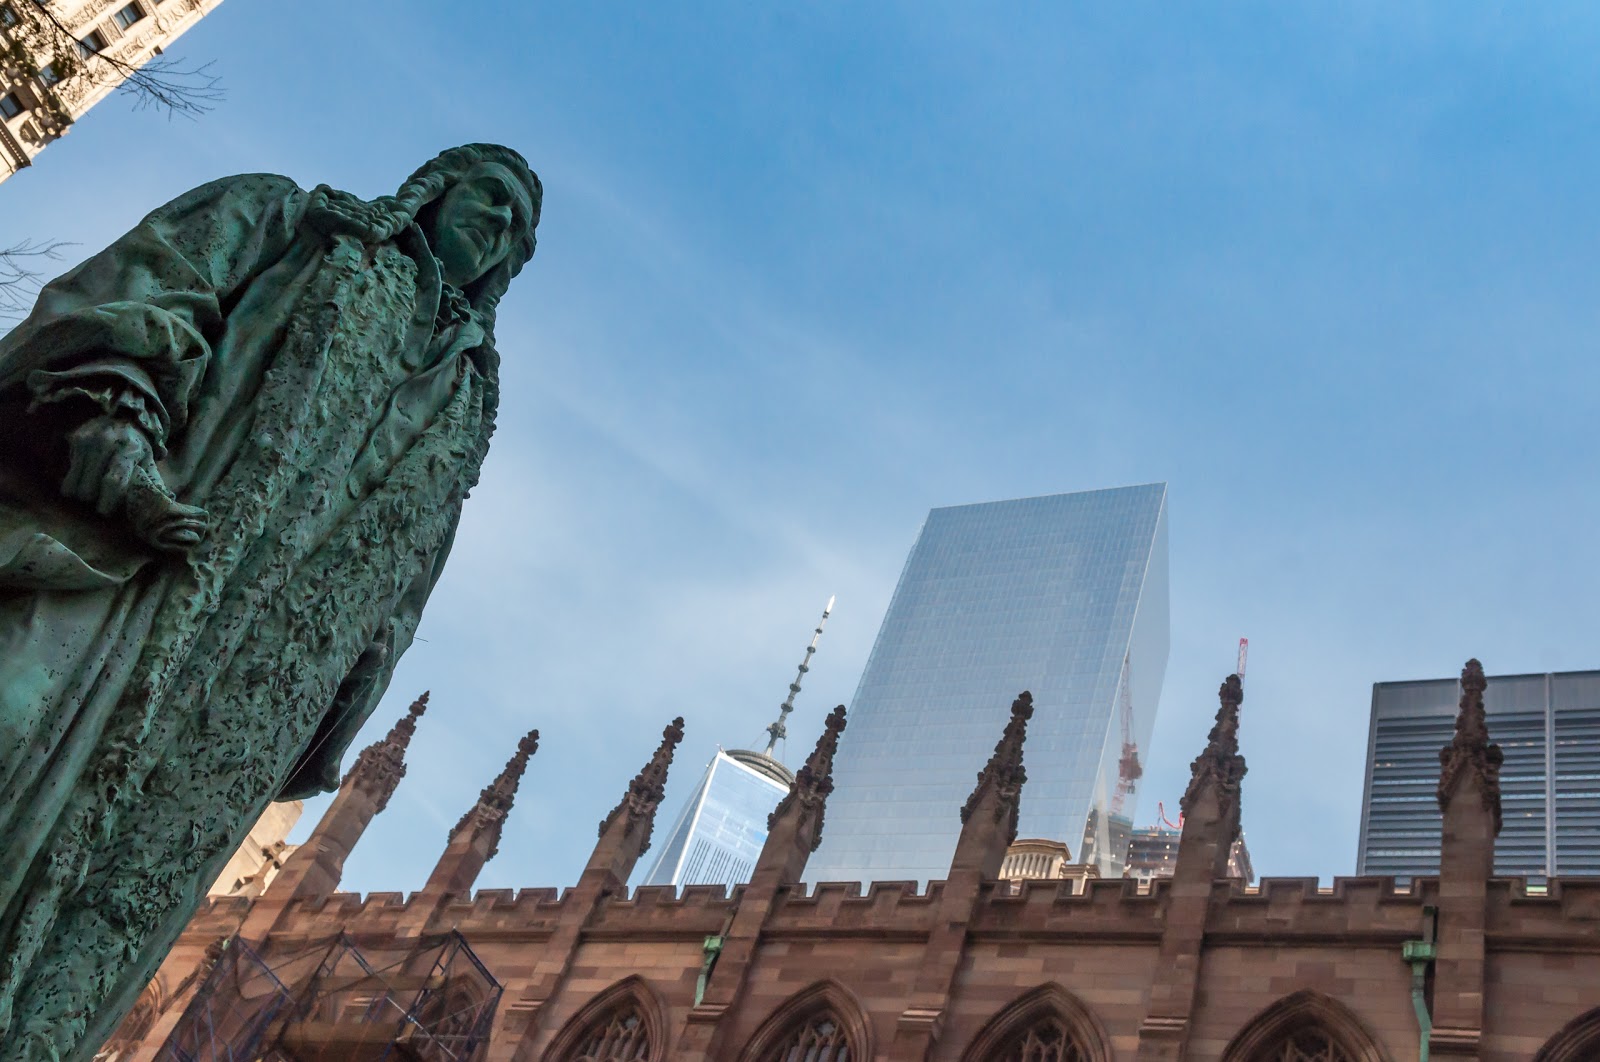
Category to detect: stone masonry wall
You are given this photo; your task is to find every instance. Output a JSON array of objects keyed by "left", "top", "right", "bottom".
[{"left": 105, "top": 667, "right": 1600, "bottom": 1061}]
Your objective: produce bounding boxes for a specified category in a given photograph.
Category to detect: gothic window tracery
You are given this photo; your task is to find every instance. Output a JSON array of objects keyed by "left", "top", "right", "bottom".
[
  {"left": 1534, "top": 1006, "right": 1600, "bottom": 1062},
  {"left": 546, "top": 979, "right": 666, "bottom": 1062},
  {"left": 959, "top": 984, "right": 1108, "bottom": 1062},
  {"left": 990, "top": 1013, "right": 1091, "bottom": 1062},
  {"left": 1222, "top": 991, "right": 1381, "bottom": 1062},
  {"left": 759, "top": 1010, "right": 853, "bottom": 1062},
  {"left": 567, "top": 1001, "right": 652, "bottom": 1061},
  {"left": 1255, "top": 1028, "right": 1355, "bottom": 1062}
]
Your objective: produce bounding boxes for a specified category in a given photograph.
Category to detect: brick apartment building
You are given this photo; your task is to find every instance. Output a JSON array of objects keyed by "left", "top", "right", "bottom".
[{"left": 100, "top": 662, "right": 1600, "bottom": 1061}]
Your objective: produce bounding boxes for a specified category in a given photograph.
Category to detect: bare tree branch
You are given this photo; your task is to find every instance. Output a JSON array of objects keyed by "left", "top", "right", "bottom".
[
  {"left": 0, "top": 238, "right": 67, "bottom": 318},
  {"left": 13, "top": 0, "right": 224, "bottom": 120},
  {"left": 120, "top": 56, "right": 222, "bottom": 118}
]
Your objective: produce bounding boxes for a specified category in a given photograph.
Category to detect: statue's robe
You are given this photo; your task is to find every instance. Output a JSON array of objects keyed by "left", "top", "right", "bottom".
[{"left": 0, "top": 174, "right": 497, "bottom": 1058}]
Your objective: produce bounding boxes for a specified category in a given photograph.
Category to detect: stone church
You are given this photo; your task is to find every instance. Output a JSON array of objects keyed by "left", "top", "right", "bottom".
[{"left": 100, "top": 662, "right": 1600, "bottom": 1060}]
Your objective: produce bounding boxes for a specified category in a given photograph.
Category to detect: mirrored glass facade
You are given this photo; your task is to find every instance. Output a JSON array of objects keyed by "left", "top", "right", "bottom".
[
  {"left": 1358, "top": 669, "right": 1600, "bottom": 879},
  {"left": 807, "top": 485, "right": 1170, "bottom": 885},
  {"left": 639, "top": 750, "right": 791, "bottom": 889}
]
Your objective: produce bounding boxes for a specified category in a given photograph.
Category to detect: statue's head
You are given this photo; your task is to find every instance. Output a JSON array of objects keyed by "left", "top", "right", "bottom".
[
  {"left": 421, "top": 160, "right": 537, "bottom": 289},
  {"left": 395, "top": 143, "right": 542, "bottom": 313},
  {"left": 301, "top": 145, "right": 542, "bottom": 424},
  {"left": 304, "top": 143, "right": 542, "bottom": 324}
]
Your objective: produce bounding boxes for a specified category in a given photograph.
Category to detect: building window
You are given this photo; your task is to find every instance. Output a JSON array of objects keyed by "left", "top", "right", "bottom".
[
  {"left": 78, "top": 29, "right": 107, "bottom": 56},
  {"left": 0, "top": 4, "right": 17, "bottom": 28},
  {"left": 112, "top": 2, "right": 144, "bottom": 30},
  {"left": 760, "top": 1013, "right": 853, "bottom": 1062},
  {"left": 566, "top": 1002, "right": 651, "bottom": 1060},
  {"left": 991, "top": 1015, "right": 1091, "bottom": 1062},
  {"left": 0, "top": 93, "right": 25, "bottom": 120},
  {"left": 38, "top": 63, "right": 62, "bottom": 87},
  {"left": 1255, "top": 1028, "right": 1354, "bottom": 1062}
]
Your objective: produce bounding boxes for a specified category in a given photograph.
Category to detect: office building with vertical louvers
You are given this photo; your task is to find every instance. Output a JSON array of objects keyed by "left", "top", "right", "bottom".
[{"left": 1357, "top": 668, "right": 1600, "bottom": 878}]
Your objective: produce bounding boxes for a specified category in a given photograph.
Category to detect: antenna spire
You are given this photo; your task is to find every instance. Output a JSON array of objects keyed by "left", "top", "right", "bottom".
[{"left": 764, "top": 595, "right": 835, "bottom": 758}]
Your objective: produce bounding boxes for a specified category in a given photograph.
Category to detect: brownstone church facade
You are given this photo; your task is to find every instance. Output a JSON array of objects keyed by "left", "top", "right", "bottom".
[{"left": 102, "top": 662, "right": 1600, "bottom": 1061}]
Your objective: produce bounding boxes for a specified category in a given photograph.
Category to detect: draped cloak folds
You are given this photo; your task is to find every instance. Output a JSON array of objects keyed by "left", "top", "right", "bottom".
[{"left": 0, "top": 173, "right": 499, "bottom": 1058}]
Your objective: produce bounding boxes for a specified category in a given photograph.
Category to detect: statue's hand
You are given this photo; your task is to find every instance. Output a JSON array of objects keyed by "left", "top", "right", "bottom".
[
  {"left": 62, "top": 415, "right": 209, "bottom": 552},
  {"left": 62, "top": 416, "right": 153, "bottom": 516},
  {"left": 125, "top": 468, "right": 209, "bottom": 553}
]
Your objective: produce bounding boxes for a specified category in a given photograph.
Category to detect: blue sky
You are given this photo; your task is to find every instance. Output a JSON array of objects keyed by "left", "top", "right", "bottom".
[{"left": 8, "top": 1, "right": 1600, "bottom": 889}]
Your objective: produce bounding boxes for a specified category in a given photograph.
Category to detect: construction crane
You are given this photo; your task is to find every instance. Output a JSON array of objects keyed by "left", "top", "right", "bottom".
[
  {"left": 1108, "top": 652, "right": 1142, "bottom": 818},
  {"left": 1237, "top": 637, "right": 1249, "bottom": 682}
]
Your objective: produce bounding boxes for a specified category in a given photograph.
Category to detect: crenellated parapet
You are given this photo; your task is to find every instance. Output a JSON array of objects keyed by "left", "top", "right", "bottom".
[
  {"left": 111, "top": 665, "right": 1600, "bottom": 1062},
  {"left": 214, "top": 868, "right": 1597, "bottom": 965},
  {"left": 768, "top": 881, "right": 945, "bottom": 941},
  {"left": 584, "top": 886, "right": 737, "bottom": 942}
]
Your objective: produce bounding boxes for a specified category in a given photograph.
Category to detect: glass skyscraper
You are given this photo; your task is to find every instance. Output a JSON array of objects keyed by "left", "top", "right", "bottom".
[
  {"left": 1357, "top": 668, "right": 1600, "bottom": 879},
  {"left": 639, "top": 748, "right": 793, "bottom": 889},
  {"left": 807, "top": 484, "right": 1170, "bottom": 884},
  {"left": 638, "top": 599, "right": 836, "bottom": 890}
]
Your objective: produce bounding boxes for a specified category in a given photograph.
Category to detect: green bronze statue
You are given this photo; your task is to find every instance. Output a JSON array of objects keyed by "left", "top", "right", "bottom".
[{"left": 0, "top": 144, "right": 541, "bottom": 1060}]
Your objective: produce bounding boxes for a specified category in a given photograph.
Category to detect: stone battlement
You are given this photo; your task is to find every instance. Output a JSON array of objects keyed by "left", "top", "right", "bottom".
[{"left": 108, "top": 670, "right": 1600, "bottom": 1060}]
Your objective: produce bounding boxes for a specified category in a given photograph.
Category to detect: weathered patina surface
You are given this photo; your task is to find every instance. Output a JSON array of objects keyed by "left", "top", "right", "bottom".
[{"left": 0, "top": 143, "right": 541, "bottom": 1061}]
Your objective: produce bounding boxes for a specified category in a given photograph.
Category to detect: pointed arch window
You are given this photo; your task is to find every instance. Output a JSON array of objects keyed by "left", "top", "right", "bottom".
[
  {"left": 991, "top": 1012, "right": 1092, "bottom": 1062},
  {"left": 759, "top": 1010, "right": 853, "bottom": 1062},
  {"left": 1535, "top": 1005, "right": 1600, "bottom": 1062},
  {"left": 741, "top": 982, "right": 870, "bottom": 1062},
  {"left": 1258, "top": 1029, "right": 1354, "bottom": 1062},
  {"left": 960, "top": 984, "right": 1109, "bottom": 1062},
  {"left": 1222, "top": 991, "right": 1384, "bottom": 1062},
  {"left": 570, "top": 1001, "right": 651, "bottom": 1060},
  {"left": 547, "top": 978, "right": 666, "bottom": 1062}
]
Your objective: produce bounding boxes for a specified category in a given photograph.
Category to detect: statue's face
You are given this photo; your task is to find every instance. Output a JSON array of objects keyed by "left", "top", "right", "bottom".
[{"left": 428, "top": 160, "right": 535, "bottom": 288}]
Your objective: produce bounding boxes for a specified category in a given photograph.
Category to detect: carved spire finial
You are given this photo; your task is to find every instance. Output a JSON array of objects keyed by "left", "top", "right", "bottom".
[
  {"left": 1438, "top": 658, "right": 1503, "bottom": 834},
  {"left": 767, "top": 704, "right": 847, "bottom": 851},
  {"left": 598, "top": 716, "right": 686, "bottom": 855},
  {"left": 342, "top": 691, "right": 429, "bottom": 813},
  {"left": 1180, "top": 675, "right": 1247, "bottom": 838},
  {"left": 960, "top": 692, "right": 1033, "bottom": 841},
  {"left": 451, "top": 727, "right": 540, "bottom": 861}
]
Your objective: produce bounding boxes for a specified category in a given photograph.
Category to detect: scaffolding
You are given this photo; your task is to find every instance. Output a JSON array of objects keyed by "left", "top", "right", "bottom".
[
  {"left": 158, "top": 931, "right": 502, "bottom": 1062},
  {"left": 157, "top": 938, "right": 296, "bottom": 1062}
]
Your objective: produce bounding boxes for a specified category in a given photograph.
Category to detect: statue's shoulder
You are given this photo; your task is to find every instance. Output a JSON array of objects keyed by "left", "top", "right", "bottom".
[
  {"left": 204, "top": 171, "right": 305, "bottom": 191},
  {"left": 149, "top": 172, "right": 309, "bottom": 224}
]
